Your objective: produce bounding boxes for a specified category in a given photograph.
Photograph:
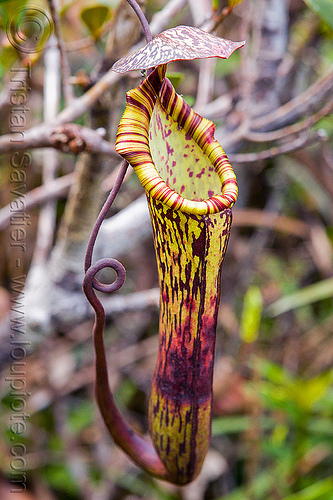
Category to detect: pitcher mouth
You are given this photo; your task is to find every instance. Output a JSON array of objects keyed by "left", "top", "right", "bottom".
[{"left": 115, "top": 65, "right": 238, "bottom": 215}]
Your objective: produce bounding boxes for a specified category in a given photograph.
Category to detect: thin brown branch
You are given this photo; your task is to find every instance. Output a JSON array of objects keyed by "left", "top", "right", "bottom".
[
  {"left": 0, "top": 123, "right": 119, "bottom": 156},
  {"left": 228, "top": 129, "right": 327, "bottom": 164},
  {"left": 0, "top": 173, "right": 74, "bottom": 231},
  {"left": 149, "top": 0, "right": 186, "bottom": 34},
  {"left": 0, "top": 161, "right": 128, "bottom": 232},
  {"left": 233, "top": 208, "right": 310, "bottom": 238},
  {"left": 32, "top": 42, "right": 61, "bottom": 265},
  {"left": 278, "top": 10, "right": 320, "bottom": 79},
  {"left": 47, "top": 0, "right": 74, "bottom": 104},
  {"left": 194, "top": 58, "right": 216, "bottom": 113},
  {"left": 251, "top": 69, "right": 333, "bottom": 133},
  {"left": 221, "top": 69, "right": 333, "bottom": 151},
  {"left": 64, "top": 18, "right": 114, "bottom": 52},
  {"left": 188, "top": 0, "right": 212, "bottom": 27},
  {"left": 246, "top": 99, "right": 333, "bottom": 143},
  {"left": 209, "top": 6, "right": 235, "bottom": 32}
]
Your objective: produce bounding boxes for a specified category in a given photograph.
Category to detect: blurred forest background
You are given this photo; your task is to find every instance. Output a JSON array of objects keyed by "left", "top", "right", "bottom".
[{"left": 0, "top": 0, "right": 333, "bottom": 498}]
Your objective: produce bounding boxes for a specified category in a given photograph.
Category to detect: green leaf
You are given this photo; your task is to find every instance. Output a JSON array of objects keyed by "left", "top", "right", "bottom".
[
  {"left": 0, "top": 0, "right": 28, "bottom": 23},
  {"left": 267, "top": 277, "right": 333, "bottom": 317},
  {"left": 80, "top": 4, "right": 111, "bottom": 39},
  {"left": 271, "top": 423, "right": 289, "bottom": 444},
  {"left": 281, "top": 157, "right": 332, "bottom": 221},
  {"left": 43, "top": 463, "right": 80, "bottom": 495},
  {"left": 216, "top": 471, "right": 278, "bottom": 500},
  {"left": 308, "top": 417, "right": 333, "bottom": 436},
  {"left": 68, "top": 400, "right": 95, "bottom": 432},
  {"left": 303, "top": 0, "right": 333, "bottom": 30},
  {"left": 291, "top": 371, "right": 333, "bottom": 411},
  {"left": 212, "top": 415, "right": 250, "bottom": 435},
  {"left": 165, "top": 71, "right": 184, "bottom": 88},
  {"left": 229, "top": 0, "right": 246, "bottom": 7},
  {"left": 282, "top": 477, "right": 333, "bottom": 500},
  {"left": 239, "top": 285, "right": 263, "bottom": 343},
  {"left": 115, "top": 472, "right": 179, "bottom": 500},
  {"left": 256, "top": 359, "right": 293, "bottom": 386},
  {"left": 116, "top": 378, "right": 137, "bottom": 407},
  {"left": 0, "top": 45, "right": 19, "bottom": 73},
  {"left": 212, "top": 415, "right": 274, "bottom": 435},
  {"left": 215, "top": 50, "right": 241, "bottom": 77},
  {"left": 2, "top": 5, "right": 53, "bottom": 54},
  {"left": 216, "top": 488, "right": 247, "bottom": 500}
]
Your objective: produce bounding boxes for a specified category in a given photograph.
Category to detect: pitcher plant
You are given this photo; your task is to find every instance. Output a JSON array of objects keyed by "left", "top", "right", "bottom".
[{"left": 83, "top": 19, "right": 244, "bottom": 485}]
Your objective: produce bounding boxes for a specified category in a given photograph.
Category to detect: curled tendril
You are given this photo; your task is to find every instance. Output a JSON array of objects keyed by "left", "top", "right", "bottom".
[
  {"left": 83, "top": 258, "right": 126, "bottom": 309},
  {"left": 83, "top": 159, "right": 128, "bottom": 313}
]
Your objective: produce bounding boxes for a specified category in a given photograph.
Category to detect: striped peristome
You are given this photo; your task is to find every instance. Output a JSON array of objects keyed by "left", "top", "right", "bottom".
[
  {"left": 115, "top": 65, "right": 238, "bottom": 214},
  {"left": 114, "top": 65, "right": 237, "bottom": 484}
]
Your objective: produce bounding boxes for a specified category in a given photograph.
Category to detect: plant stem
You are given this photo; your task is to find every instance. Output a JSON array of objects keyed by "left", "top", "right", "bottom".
[{"left": 126, "top": 0, "right": 153, "bottom": 44}]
